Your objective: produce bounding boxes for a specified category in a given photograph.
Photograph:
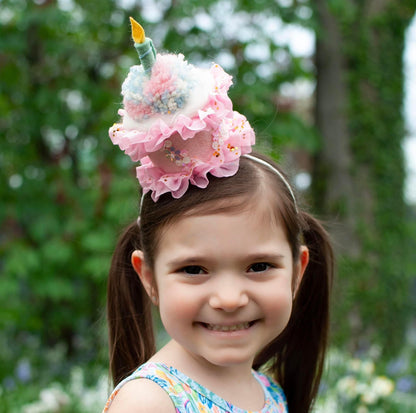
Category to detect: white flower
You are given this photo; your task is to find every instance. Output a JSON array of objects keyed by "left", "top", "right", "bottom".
[
  {"left": 39, "top": 387, "right": 70, "bottom": 410},
  {"left": 356, "top": 382, "right": 369, "bottom": 396},
  {"left": 361, "top": 389, "right": 379, "bottom": 405},
  {"left": 361, "top": 360, "right": 375, "bottom": 376},
  {"left": 336, "top": 375, "right": 358, "bottom": 399},
  {"left": 69, "top": 366, "right": 84, "bottom": 397},
  {"left": 371, "top": 376, "right": 395, "bottom": 397},
  {"left": 349, "top": 358, "right": 361, "bottom": 372},
  {"left": 23, "top": 385, "right": 70, "bottom": 413},
  {"left": 79, "top": 374, "right": 110, "bottom": 410}
]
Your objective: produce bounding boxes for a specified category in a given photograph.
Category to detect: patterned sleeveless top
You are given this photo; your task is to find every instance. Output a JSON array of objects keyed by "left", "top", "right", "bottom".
[{"left": 103, "top": 362, "right": 288, "bottom": 413}]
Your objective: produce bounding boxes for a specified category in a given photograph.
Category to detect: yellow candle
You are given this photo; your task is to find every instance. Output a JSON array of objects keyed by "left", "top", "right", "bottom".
[
  {"left": 129, "top": 17, "right": 156, "bottom": 73},
  {"left": 130, "top": 17, "right": 145, "bottom": 43}
]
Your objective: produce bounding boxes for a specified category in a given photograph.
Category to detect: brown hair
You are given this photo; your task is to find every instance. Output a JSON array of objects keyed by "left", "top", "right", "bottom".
[{"left": 107, "top": 153, "right": 334, "bottom": 413}]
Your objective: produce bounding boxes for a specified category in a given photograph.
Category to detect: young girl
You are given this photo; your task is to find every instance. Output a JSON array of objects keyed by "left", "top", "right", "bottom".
[{"left": 103, "top": 18, "right": 334, "bottom": 413}]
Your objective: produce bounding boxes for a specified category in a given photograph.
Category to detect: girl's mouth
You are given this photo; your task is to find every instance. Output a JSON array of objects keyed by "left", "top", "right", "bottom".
[{"left": 201, "top": 321, "right": 256, "bottom": 332}]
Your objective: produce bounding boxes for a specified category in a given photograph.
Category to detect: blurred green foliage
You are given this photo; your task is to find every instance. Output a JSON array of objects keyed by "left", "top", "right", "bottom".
[
  {"left": 1, "top": 0, "right": 139, "bottom": 380},
  {"left": 322, "top": 0, "right": 416, "bottom": 354}
]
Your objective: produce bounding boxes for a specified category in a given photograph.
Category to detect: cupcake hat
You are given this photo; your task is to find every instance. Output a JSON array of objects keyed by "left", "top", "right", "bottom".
[{"left": 110, "top": 17, "right": 256, "bottom": 201}]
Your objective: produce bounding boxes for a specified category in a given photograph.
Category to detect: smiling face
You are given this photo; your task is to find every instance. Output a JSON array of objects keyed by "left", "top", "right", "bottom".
[{"left": 137, "top": 197, "right": 308, "bottom": 370}]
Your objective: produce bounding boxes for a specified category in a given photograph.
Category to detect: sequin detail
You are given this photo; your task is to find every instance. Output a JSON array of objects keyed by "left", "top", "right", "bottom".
[{"left": 164, "top": 140, "right": 192, "bottom": 166}]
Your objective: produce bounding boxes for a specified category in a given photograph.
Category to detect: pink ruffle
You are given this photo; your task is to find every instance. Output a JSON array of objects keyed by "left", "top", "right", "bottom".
[
  {"left": 136, "top": 158, "right": 242, "bottom": 202},
  {"left": 136, "top": 111, "right": 255, "bottom": 201}
]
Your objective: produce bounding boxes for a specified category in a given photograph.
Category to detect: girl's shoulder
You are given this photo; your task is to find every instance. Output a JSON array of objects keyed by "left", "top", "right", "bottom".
[
  {"left": 103, "top": 363, "right": 177, "bottom": 413},
  {"left": 104, "top": 377, "right": 175, "bottom": 413}
]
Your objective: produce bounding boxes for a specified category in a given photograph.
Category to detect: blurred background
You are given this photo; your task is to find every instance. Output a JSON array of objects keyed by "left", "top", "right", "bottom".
[{"left": 1, "top": 0, "right": 415, "bottom": 411}]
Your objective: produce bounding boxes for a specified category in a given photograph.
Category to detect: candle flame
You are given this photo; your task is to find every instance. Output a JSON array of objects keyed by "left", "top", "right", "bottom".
[{"left": 130, "top": 17, "right": 145, "bottom": 44}]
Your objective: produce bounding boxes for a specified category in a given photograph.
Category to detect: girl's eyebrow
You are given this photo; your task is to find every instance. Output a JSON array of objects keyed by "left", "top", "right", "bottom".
[
  {"left": 166, "top": 252, "right": 286, "bottom": 268},
  {"left": 244, "top": 253, "right": 286, "bottom": 263},
  {"left": 165, "top": 256, "right": 209, "bottom": 268}
]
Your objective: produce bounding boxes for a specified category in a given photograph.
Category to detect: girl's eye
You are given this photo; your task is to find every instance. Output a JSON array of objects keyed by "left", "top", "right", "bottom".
[
  {"left": 181, "top": 265, "right": 205, "bottom": 275},
  {"left": 248, "top": 263, "right": 271, "bottom": 273}
]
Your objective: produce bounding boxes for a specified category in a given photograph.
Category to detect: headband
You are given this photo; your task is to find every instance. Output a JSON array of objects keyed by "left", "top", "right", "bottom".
[
  {"left": 109, "top": 18, "right": 255, "bottom": 202},
  {"left": 244, "top": 154, "right": 298, "bottom": 213}
]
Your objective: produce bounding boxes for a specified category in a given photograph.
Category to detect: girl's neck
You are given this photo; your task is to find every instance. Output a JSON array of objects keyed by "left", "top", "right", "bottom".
[
  {"left": 150, "top": 339, "right": 253, "bottom": 376},
  {"left": 149, "top": 340, "right": 265, "bottom": 410}
]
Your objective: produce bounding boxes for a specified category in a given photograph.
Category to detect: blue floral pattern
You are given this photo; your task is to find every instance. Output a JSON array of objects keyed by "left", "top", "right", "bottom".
[{"left": 103, "top": 362, "right": 288, "bottom": 412}]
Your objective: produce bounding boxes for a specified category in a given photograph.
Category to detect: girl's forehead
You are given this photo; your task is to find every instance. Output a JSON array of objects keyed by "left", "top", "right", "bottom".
[
  {"left": 158, "top": 193, "right": 285, "bottom": 242},
  {"left": 185, "top": 192, "right": 281, "bottom": 220}
]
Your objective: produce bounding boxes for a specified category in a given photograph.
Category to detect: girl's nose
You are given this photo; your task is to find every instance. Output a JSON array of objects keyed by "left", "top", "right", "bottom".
[{"left": 208, "top": 277, "right": 249, "bottom": 312}]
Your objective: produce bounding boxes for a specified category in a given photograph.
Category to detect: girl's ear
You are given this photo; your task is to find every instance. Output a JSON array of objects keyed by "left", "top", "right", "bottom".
[
  {"left": 131, "top": 250, "right": 158, "bottom": 305},
  {"left": 294, "top": 246, "right": 309, "bottom": 297}
]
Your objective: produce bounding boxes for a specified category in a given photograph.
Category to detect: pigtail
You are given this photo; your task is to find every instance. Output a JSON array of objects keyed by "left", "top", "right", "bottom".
[
  {"left": 255, "top": 211, "right": 334, "bottom": 413},
  {"left": 281, "top": 211, "right": 333, "bottom": 412},
  {"left": 107, "top": 222, "right": 156, "bottom": 386}
]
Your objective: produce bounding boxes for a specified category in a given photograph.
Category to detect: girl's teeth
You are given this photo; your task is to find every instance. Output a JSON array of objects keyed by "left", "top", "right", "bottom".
[{"left": 205, "top": 322, "right": 250, "bottom": 331}]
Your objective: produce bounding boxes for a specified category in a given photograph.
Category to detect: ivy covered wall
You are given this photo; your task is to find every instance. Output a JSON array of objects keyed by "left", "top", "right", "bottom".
[{"left": 313, "top": 0, "right": 416, "bottom": 354}]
